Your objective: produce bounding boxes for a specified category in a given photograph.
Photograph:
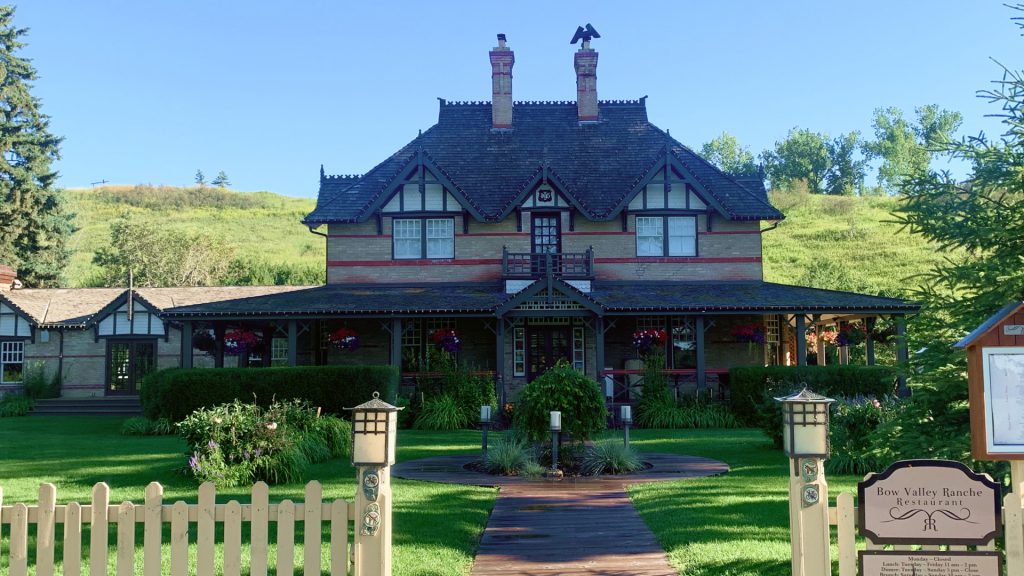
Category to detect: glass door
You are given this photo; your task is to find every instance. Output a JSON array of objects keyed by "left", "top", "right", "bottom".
[
  {"left": 527, "top": 326, "right": 571, "bottom": 381},
  {"left": 107, "top": 340, "right": 156, "bottom": 395},
  {"left": 530, "top": 213, "right": 561, "bottom": 275}
]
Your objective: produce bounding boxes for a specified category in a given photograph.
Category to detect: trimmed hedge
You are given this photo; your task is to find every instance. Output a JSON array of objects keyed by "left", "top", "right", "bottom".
[
  {"left": 141, "top": 365, "right": 399, "bottom": 422},
  {"left": 729, "top": 365, "right": 898, "bottom": 427}
]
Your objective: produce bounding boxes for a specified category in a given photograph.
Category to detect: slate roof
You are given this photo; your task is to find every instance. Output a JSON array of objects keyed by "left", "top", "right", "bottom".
[
  {"left": 161, "top": 284, "right": 510, "bottom": 318},
  {"left": 157, "top": 281, "right": 918, "bottom": 318},
  {"left": 589, "top": 282, "right": 920, "bottom": 314},
  {"left": 306, "top": 100, "right": 783, "bottom": 225},
  {"left": 1, "top": 286, "right": 312, "bottom": 328}
]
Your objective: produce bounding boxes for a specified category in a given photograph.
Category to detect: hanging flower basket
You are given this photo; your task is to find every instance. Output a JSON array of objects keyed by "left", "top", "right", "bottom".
[
  {"left": 223, "top": 329, "right": 262, "bottom": 356},
  {"left": 632, "top": 329, "right": 667, "bottom": 356},
  {"left": 836, "top": 323, "right": 866, "bottom": 347},
  {"left": 327, "top": 327, "right": 360, "bottom": 351},
  {"left": 731, "top": 323, "right": 766, "bottom": 345},
  {"left": 430, "top": 328, "right": 461, "bottom": 354},
  {"left": 192, "top": 330, "right": 217, "bottom": 355}
]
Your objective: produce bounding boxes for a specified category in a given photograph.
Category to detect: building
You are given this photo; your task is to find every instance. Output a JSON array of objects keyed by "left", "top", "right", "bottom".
[{"left": 0, "top": 33, "right": 917, "bottom": 405}]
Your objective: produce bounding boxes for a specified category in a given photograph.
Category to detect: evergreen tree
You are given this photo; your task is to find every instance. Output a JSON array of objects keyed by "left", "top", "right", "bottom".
[
  {"left": 194, "top": 169, "right": 205, "bottom": 187},
  {"left": 0, "top": 5, "right": 73, "bottom": 287},
  {"left": 211, "top": 170, "right": 230, "bottom": 188},
  {"left": 874, "top": 6, "right": 1024, "bottom": 468}
]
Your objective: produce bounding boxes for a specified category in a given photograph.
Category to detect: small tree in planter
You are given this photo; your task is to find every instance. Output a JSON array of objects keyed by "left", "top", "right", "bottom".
[
  {"left": 515, "top": 359, "right": 606, "bottom": 442},
  {"left": 634, "top": 329, "right": 670, "bottom": 403}
]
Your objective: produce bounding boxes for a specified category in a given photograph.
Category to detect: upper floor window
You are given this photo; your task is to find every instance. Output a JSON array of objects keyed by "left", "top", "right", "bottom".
[
  {"left": 1, "top": 341, "right": 24, "bottom": 384},
  {"left": 636, "top": 216, "right": 696, "bottom": 257},
  {"left": 394, "top": 218, "right": 454, "bottom": 259}
]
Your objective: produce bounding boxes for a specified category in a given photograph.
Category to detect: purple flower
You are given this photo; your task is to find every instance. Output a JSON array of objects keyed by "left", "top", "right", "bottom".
[
  {"left": 243, "top": 450, "right": 251, "bottom": 460},
  {"left": 208, "top": 440, "right": 218, "bottom": 450},
  {"left": 253, "top": 448, "right": 262, "bottom": 457},
  {"left": 189, "top": 453, "right": 201, "bottom": 472}
]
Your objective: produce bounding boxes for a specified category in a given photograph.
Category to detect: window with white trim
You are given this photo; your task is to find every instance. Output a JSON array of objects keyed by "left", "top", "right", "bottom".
[
  {"left": 1, "top": 341, "right": 24, "bottom": 384},
  {"left": 635, "top": 216, "right": 697, "bottom": 257},
  {"left": 393, "top": 218, "right": 454, "bottom": 259},
  {"left": 271, "top": 338, "right": 289, "bottom": 367}
]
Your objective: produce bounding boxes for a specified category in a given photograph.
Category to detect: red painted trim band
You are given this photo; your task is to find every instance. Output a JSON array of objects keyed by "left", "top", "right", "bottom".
[
  {"left": 563, "top": 231, "right": 633, "bottom": 236},
  {"left": 703, "top": 230, "right": 762, "bottom": 235},
  {"left": 595, "top": 257, "right": 762, "bottom": 264},
  {"left": 328, "top": 256, "right": 760, "bottom": 267},
  {"left": 328, "top": 258, "right": 501, "bottom": 267}
]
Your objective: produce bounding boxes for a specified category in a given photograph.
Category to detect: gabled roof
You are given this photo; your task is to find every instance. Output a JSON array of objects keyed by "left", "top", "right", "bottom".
[
  {"left": 954, "top": 301, "right": 1024, "bottom": 348},
  {"left": 1, "top": 286, "right": 312, "bottom": 328},
  {"left": 306, "top": 100, "right": 783, "bottom": 225}
]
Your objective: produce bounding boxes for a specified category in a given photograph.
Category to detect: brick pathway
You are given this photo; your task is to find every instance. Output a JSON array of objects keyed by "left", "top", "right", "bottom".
[{"left": 394, "top": 453, "right": 728, "bottom": 575}]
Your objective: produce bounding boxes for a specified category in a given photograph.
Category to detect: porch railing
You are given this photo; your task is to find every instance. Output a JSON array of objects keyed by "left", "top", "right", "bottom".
[
  {"left": 502, "top": 247, "right": 594, "bottom": 279},
  {"left": 599, "top": 368, "right": 730, "bottom": 405}
]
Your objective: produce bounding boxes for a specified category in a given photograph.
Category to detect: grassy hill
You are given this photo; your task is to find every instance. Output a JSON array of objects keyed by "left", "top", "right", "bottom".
[
  {"left": 63, "top": 185, "right": 944, "bottom": 294},
  {"left": 64, "top": 185, "right": 323, "bottom": 286}
]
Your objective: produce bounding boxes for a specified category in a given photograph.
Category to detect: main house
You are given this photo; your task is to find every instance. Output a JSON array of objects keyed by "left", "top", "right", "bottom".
[{"left": 0, "top": 33, "right": 918, "bottom": 405}]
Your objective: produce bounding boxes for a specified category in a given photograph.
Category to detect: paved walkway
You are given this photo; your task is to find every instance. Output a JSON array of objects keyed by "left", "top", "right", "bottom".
[{"left": 394, "top": 452, "right": 728, "bottom": 576}]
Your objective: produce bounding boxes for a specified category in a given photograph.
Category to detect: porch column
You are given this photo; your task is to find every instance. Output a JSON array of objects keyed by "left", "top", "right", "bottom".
[
  {"left": 595, "top": 317, "right": 605, "bottom": 389},
  {"left": 814, "top": 316, "right": 826, "bottom": 366},
  {"left": 262, "top": 327, "right": 274, "bottom": 367},
  {"left": 214, "top": 322, "right": 225, "bottom": 368},
  {"left": 390, "top": 319, "right": 402, "bottom": 370},
  {"left": 864, "top": 317, "right": 876, "bottom": 366},
  {"left": 837, "top": 322, "right": 850, "bottom": 365},
  {"left": 895, "top": 314, "right": 909, "bottom": 397},
  {"left": 695, "top": 316, "right": 706, "bottom": 391},
  {"left": 495, "top": 318, "right": 506, "bottom": 407},
  {"left": 181, "top": 320, "right": 193, "bottom": 368},
  {"left": 287, "top": 320, "right": 297, "bottom": 367},
  {"left": 795, "top": 314, "right": 807, "bottom": 366}
]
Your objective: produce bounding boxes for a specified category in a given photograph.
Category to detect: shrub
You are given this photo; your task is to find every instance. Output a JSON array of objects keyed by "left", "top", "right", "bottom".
[
  {"left": 141, "top": 365, "right": 399, "bottom": 422},
  {"left": 827, "top": 396, "right": 900, "bottom": 475},
  {"left": 22, "top": 361, "right": 60, "bottom": 399},
  {"left": 416, "top": 349, "right": 496, "bottom": 426},
  {"left": 636, "top": 395, "right": 740, "bottom": 429},
  {"left": 177, "top": 398, "right": 351, "bottom": 486},
  {"left": 581, "top": 441, "right": 644, "bottom": 475},
  {"left": 729, "top": 365, "right": 898, "bottom": 426},
  {"left": 121, "top": 416, "right": 176, "bottom": 436},
  {"left": 515, "top": 359, "right": 607, "bottom": 442},
  {"left": 485, "top": 434, "right": 537, "bottom": 475},
  {"left": 0, "top": 394, "right": 32, "bottom": 417},
  {"left": 413, "top": 394, "right": 469, "bottom": 430}
]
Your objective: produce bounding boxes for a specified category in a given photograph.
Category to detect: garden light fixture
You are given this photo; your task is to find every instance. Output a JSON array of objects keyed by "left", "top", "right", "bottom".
[
  {"left": 480, "top": 405, "right": 492, "bottom": 461},
  {"left": 621, "top": 405, "right": 632, "bottom": 449},
  {"left": 346, "top": 392, "right": 403, "bottom": 466},
  {"left": 550, "top": 411, "right": 561, "bottom": 473},
  {"left": 775, "top": 388, "right": 834, "bottom": 458}
]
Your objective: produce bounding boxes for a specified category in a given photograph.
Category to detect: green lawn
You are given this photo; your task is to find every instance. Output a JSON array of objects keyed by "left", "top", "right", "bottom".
[{"left": 1, "top": 418, "right": 856, "bottom": 576}]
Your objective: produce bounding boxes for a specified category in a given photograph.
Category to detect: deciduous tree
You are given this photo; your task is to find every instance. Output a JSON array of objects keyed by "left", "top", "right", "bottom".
[
  {"left": 761, "top": 128, "right": 831, "bottom": 193},
  {"left": 823, "top": 132, "right": 868, "bottom": 196},
  {"left": 700, "top": 131, "right": 758, "bottom": 174},
  {"left": 864, "top": 104, "right": 962, "bottom": 193},
  {"left": 0, "top": 6, "right": 74, "bottom": 287}
]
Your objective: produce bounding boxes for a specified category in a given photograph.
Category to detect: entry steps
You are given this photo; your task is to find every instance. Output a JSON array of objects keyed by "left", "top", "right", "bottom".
[{"left": 31, "top": 396, "right": 143, "bottom": 416}]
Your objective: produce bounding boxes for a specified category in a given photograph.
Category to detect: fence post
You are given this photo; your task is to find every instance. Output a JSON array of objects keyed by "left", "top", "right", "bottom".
[{"left": 349, "top": 393, "right": 401, "bottom": 576}]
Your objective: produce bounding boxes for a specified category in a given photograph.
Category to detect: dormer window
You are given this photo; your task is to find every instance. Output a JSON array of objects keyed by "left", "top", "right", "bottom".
[
  {"left": 394, "top": 218, "right": 455, "bottom": 259},
  {"left": 636, "top": 216, "right": 696, "bottom": 257}
]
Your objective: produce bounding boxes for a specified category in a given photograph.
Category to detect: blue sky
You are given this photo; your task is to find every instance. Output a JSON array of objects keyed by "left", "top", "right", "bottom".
[{"left": 17, "top": 1, "right": 1023, "bottom": 198}]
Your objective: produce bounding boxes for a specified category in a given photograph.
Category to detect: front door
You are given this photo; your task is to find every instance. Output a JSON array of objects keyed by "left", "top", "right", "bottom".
[
  {"left": 527, "top": 326, "right": 571, "bottom": 380},
  {"left": 107, "top": 340, "right": 156, "bottom": 395},
  {"left": 531, "top": 213, "right": 561, "bottom": 275}
]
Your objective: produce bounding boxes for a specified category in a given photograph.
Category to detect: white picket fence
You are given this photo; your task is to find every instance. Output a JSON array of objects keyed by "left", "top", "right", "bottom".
[
  {"left": 0, "top": 480, "right": 354, "bottom": 576},
  {"left": 829, "top": 489, "right": 1024, "bottom": 576}
]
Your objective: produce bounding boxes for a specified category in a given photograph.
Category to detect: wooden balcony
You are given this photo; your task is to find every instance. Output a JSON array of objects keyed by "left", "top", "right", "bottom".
[{"left": 502, "top": 247, "right": 594, "bottom": 280}]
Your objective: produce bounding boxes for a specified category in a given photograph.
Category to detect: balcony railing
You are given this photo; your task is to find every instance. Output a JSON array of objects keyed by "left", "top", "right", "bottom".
[{"left": 502, "top": 246, "right": 594, "bottom": 279}]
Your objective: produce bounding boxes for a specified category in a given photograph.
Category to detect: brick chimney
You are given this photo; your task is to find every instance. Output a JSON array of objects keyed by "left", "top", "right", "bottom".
[
  {"left": 574, "top": 39, "right": 599, "bottom": 122},
  {"left": 489, "top": 33, "right": 515, "bottom": 129},
  {"left": 0, "top": 264, "right": 16, "bottom": 292}
]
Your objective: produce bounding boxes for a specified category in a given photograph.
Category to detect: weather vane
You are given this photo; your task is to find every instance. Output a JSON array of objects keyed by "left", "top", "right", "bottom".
[{"left": 570, "top": 23, "right": 600, "bottom": 45}]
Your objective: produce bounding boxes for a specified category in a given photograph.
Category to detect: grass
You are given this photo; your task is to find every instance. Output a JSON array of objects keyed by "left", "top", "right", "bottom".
[
  {"left": 624, "top": 428, "right": 861, "bottom": 576},
  {"left": 0, "top": 416, "right": 495, "bottom": 576}
]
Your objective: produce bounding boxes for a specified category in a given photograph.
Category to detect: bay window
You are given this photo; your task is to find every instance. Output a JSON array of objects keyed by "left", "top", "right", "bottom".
[
  {"left": 635, "top": 215, "right": 696, "bottom": 257},
  {"left": 393, "top": 218, "right": 455, "bottom": 259}
]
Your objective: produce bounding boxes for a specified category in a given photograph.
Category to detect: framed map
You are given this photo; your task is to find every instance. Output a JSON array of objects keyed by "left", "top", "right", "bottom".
[{"left": 982, "top": 347, "right": 1024, "bottom": 454}]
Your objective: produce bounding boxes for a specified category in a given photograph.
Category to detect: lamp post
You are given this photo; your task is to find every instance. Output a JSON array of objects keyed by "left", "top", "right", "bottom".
[
  {"left": 549, "top": 411, "right": 561, "bottom": 477},
  {"left": 775, "top": 388, "right": 835, "bottom": 576},
  {"left": 621, "top": 405, "right": 632, "bottom": 449},
  {"left": 347, "top": 392, "right": 403, "bottom": 576},
  {"left": 480, "top": 405, "right": 492, "bottom": 463}
]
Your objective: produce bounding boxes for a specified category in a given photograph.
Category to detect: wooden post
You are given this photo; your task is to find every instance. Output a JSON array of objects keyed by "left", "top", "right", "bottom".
[
  {"left": 695, "top": 316, "right": 706, "bottom": 391},
  {"left": 595, "top": 317, "right": 605, "bottom": 389},
  {"left": 865, "top": 317, "right": 876, "bottom": 366},
  {"left": 214, "top": 323, "right": 225, "bottom": 369},
  {"left": 788, "top": 457, "right": 831, "bottom": 576},
  {"left": 495, "top": 318, "right": 506, "bottom": 406},
  {"left": 181, "top": 321, "right": 193, "bottom": 369},
  {"left": 287, "top": 320, "right": 297, "bottom": 367},
  {"left": 795, "top": 314, "right": 807, "bottom": 366},
  {"left": 895, "top": 314, "right": 909, "bottom": 397},
  {"left": 389, "top": 319, "right": 402, "bottom": 371},
  {"left": 353, "top": 465, "right": 393, "bottom": 576}
]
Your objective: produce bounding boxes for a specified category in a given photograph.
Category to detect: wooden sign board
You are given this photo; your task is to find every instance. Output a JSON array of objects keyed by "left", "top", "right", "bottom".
[
  {"left": 858, "top": 460, "right": 1001, "bottom": 545},
  {"left": 860, "top": 551, "right": 1002, "bottom": 576},
  {"left": 959, "top": 302, "right": 1024, "bottom": 460}
]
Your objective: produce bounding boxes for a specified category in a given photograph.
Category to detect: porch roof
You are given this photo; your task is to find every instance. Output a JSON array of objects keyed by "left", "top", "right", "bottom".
[
  {"left": 588, "top": 281, "right": 920, "bottom": 315},
  {"left": 161, "top": 284, "right": 509, "bottom": 318}
]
